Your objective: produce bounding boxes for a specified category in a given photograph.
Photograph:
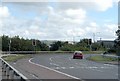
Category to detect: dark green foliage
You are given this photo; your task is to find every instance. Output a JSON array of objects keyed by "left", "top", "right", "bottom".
[
  {"left": 2, "top": 35, "right": 9, "bottom": 51},
  {"left": 1, "top": 35, "right": 49, "bottom": 51},
  {"left": 1, "top": 35, "right": 107, "bottom": 52},
  {"left": 107, "top": 48, "right": 116, "bottom": 53},
  {"left": 115, "top": 27, "right": 120, "bottom": 56},
  {"left": 50, "top": 41, "right": 62, "bottom": 51}
]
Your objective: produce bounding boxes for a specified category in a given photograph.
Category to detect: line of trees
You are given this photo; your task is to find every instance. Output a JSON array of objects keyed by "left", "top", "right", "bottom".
[
  {"left": 0, "top": 35, "right": 107, "bottom": 51},
  {"left": 1, "top": 35, "right": 49, "bottom": 51}
]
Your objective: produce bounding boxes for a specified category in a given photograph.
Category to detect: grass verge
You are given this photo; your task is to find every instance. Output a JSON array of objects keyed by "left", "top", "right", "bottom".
[
  {"left": 2, "top": 54, "right": 32, "bottom": 62},
  {"left": 87, "top": 55, "right": 118, "bottom": 62},
  {"left": 82, "top": 51, "right": 104, "bottom": 54}
]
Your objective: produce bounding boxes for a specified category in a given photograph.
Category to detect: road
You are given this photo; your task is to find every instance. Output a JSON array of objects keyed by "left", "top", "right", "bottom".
[
  {"left": 30, "top": 54, "right": 118, "bottom": 79},
  {"left": 9, "top": 53, "right": 118, "bottom": 81}
]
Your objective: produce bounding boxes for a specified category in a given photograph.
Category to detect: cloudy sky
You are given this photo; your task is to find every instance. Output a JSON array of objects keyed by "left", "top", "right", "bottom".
[{"left": 0, "top": 0, "right": 119, "bottom": 41}]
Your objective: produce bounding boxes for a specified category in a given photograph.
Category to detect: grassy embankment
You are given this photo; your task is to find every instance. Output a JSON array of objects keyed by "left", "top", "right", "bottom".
[
  {"left": 87, "top": 55, "right": 118, "bottom": 62},
  {"left": 2, "top": 54, "right": 32, "bottom": 62},
  {"left": 82, "top": 51, "right": 104, "bottom": 54}
]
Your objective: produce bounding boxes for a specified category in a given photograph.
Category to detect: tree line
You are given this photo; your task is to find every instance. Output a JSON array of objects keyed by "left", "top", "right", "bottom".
[
  {"left": 0, "top": 35, "right": 108, "bottom": 51},
  {"left": 1, "top": 35, "right": 49, "bottom": 51}
]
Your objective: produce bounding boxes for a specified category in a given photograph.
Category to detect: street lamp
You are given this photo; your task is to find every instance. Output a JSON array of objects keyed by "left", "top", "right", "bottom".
[
  {"left": 73, "top": 36, "right": 81, "bottom": 44},
  {"left": 93, "top": 32, "right": 100, "bottom": 43}
]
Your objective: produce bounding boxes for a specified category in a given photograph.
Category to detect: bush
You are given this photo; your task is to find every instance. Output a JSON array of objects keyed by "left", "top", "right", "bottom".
[{"left": 107, "top": 48, "right": 116, "bottom": 53}]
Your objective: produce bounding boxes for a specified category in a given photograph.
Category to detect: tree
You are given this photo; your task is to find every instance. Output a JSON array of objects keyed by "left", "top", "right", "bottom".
[
  {"left": 36, "top": 40, "right": 49, "bottom": 51},
  {"left": 2, "top": 35, "right": 9, "bottom": 51},
  {"left": 50, "top": 41, "right": 62, "bottom": 51},
  {"left": 10, "top": 36, "right": 21, "bottom": 51},
  {"left": 115, "top": 26, "right": 120, "bottom": 56}
]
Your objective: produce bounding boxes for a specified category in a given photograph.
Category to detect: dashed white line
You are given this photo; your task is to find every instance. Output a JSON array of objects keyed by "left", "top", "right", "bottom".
[
  {"left": 69, "top": 67, "right": 74, "bottom": 69},
  {"left": 29, "top": 58, "right": 84, "bottom": 80},
  {"left": 61, "top": 67, "right": 66, "bottom": 69},
  {"left": 104, "top": 64, "right": 115, "bottom": 66},
  {"left": 49, "top": 57, "right": 53, "bottom": 62},
  {"left": 50, "top": 63, "right": 59, "bottom": 66}
]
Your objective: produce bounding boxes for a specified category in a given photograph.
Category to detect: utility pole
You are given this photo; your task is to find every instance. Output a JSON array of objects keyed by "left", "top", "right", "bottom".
[
  {"left": 9, "top": 39, "right": 11, "bottom": 54},
  {"left": 73, "top": 36, "right": 75, "bottom": 44},
  {"left": 93, "top": 32, "right": 100, "bottom": 43}
]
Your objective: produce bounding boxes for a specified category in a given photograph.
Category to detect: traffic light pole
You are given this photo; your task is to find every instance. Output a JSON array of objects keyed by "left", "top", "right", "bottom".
[
  {"left": 9, "top": 39, "right": 11, "bottom": 54},
  {"left": 32, "top": 39, "right": 36, "bottom": 54}
]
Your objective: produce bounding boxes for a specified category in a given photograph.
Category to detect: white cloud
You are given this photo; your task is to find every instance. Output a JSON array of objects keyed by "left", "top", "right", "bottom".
[
  {"left": 65, "top": 8, "right": 86, "bottom": 24},
  {"left": 65, "top": 9, "right": 86, "bottom": 19},
  {"left": 92, "top": 0, "right": 113, "bottom": 11},
  {"left": 0, "top": 6, "right": 10, "bottom": 18},
  {"left": 90, "top": 22, "right": 98, "bottom": 27},
  {"left": 0, "top": 6, "right": 11, "bottom": 36}
]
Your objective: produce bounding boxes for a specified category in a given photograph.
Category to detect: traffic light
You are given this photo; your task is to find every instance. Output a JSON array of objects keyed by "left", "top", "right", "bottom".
[
  {"left": 89, "top": 39, "right": 92, "bottom": 45},
  {"left": 32, "top": 39, "right": 36, "bottom": 46}
]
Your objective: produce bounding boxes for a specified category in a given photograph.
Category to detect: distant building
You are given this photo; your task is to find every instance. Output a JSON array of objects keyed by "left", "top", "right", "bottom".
[{"left": 97, "top": 40, "right": 115, "bottom": 49}]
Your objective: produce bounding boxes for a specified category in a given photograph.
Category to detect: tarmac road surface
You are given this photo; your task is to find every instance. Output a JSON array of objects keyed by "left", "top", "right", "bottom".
[{"left": 9, "top": 53, "right": 119, "bottom": 81}]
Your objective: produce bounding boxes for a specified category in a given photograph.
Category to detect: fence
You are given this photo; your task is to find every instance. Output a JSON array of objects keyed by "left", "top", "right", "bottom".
[{"left": 0, "top": 57, "right": 28, "bottom": 81}]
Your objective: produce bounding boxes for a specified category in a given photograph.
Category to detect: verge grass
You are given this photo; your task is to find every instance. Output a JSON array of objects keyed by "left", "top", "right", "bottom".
[
  {"left": 87, "top": 55, "right": 118, "bottom": 62},
  {"left": 2, "top": 54, "right": 31, "bottom": 62}
]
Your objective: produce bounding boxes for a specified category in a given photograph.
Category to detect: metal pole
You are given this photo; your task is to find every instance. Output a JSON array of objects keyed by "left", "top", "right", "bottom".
[
  {"left": 9, "top": 39, "right": 11, "bottom": 54},
  {"left": 73, "top": 36, "right": 75, "bottom": 44},
  {"left": 93, "top": 33, "right": 95, "bottom": 43}
]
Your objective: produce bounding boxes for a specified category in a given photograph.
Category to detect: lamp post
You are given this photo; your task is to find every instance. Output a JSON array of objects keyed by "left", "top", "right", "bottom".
[
  {"left": 93, "top": 32, "right": 100, "bottom": 43},
  {"left": 93, "top": 33, "right": 95, "bottom": 43},
  {"left": 73, "top": 36, "right": 81, "bottom": 44}
]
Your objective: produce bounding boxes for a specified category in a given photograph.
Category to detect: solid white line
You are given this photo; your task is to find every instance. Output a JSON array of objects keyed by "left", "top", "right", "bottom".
[{"left": 29, "top": 58, "right": 84, "bottom": 80}]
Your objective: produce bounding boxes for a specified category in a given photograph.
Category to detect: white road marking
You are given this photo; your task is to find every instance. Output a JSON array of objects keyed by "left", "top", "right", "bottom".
[
  {"left": 88, "top": 66, "right": 98, "bottom": 69},
  {"left": 29, "top": 58, "right": 84, "bottom": 80},
  {"left": 104, "top": 64, "right": 115, "bottom": 66},
  {"left": 49, "top": 57, "right": 53, "bottom": 62},
  {"left": 61, "top": 67, "right": 66, "bottom": 69},
  {"left": 92, "top": 69, "right": 103, "bottom": 72},
  {"left": 69, "top": 67, "right": 74, "bottom": 69},
  {"left": 56, "top": 67, "right": 60, "bottom": 69},
  {"left": 50, "top": 63, "right": 59, "bottom": 66}
]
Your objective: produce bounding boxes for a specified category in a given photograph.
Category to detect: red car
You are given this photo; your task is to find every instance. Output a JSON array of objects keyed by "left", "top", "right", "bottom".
[{"left": 73, "top": 51, "right": 83, "bottom": 59}]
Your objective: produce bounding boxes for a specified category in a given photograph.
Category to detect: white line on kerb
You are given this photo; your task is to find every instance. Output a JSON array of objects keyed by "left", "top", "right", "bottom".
[{"left": 29, "top": 58, "right": 83, "bottom": 80}]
